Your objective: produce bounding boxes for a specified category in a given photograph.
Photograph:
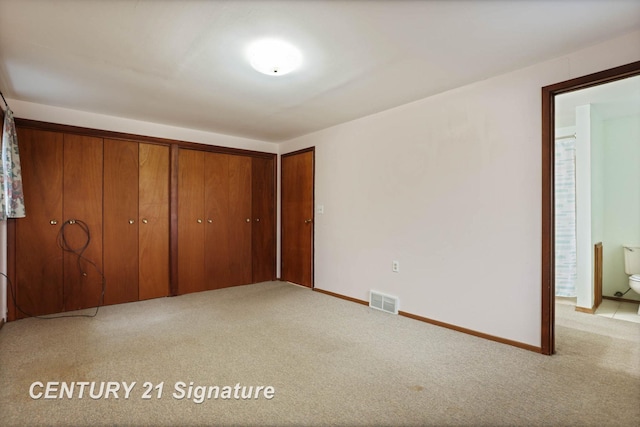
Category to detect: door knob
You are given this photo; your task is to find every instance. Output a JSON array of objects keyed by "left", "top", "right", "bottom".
[
  {"left": 246, "top": 218, "right": 250, "bottom": 223},
  {"left": 197, "top": 219, "right": 203, "bottom": 224},
  {"left": 207, "top": 219, "right": 213, "bottom": 224},
  {"left": 142, "top": 218, "right": 149, "bottom": 224},
  {"left": 255, "top": 218, "right": 260, "bottom": 222},
  {"left": 50, "top": 220, "right": 58, "bottom": 225},
  {"left": 304, "top": 219, "right": 313, "bottom": 224},
  {"left": 129, "top": 219, "right": 135, "bottom": 224}
]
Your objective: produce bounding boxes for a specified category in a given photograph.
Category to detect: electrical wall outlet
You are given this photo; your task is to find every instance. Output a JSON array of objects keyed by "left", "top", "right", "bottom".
[{"left": 392, "top": 260, "right": 400, "bottom": 273}]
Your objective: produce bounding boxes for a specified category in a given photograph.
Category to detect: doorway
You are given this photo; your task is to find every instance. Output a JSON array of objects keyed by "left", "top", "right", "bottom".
[
  {"left": 281, "top": 148, "right": 314, "bottom": 287},
  {"left": 541, "top": 60, "right": 640, "bottom": 355}
]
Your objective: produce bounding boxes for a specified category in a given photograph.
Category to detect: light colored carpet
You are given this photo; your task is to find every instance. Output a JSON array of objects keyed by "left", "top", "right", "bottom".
[{"left": 0, "top": 281, "right": 638, "bottom": 426}]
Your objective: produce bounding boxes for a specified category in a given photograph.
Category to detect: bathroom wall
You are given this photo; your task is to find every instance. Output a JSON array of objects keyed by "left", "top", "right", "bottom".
[
  {"left": 575, "top": 104, "right": 595, "bottom": 309},
  {"left": 571, "top": 105, "right": 640, "bottom": 307},
  {"left": 591, "top": 106, "right": 605, "bottom": 253},
  {"left": 602, "top": 114, "right": 640, "bottom": 300}
]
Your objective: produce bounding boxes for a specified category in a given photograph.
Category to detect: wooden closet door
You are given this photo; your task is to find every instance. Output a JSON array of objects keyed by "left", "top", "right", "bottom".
[
  {"left": 103, "top": 139, "right": 139, "bottom": 305},
  {"left": 14, "top": 128, "right": 64, "bottom": 318},
  {"left": 204, "top": 152, "right": 231, "bottom": 290},
  {"left": 62, "top": 134, "right": 104, "bottom": 311},
  {"left": 252, "top": 157, "right": 276, "bottom": 283},
  {"left": 139, "top": 143, "right": 170, "bottom": 299},
  {"left": 281, "top": 149, "right": 314, "bottom": 288},
  {"left": 228, "top": 155, "right": 253, "bottom": 286},
  {"left": 178, "top": 149, "right": 205, "bottom": 294}
]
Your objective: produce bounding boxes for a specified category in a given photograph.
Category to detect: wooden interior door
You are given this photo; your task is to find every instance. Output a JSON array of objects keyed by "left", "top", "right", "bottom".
[
  {"left": 228, "top": 155, "right": 252, "bottom": 286},
  {"left": 139, "top": 143, "right": 170, "bottom": 299},
  {"left": 14, "top": 128, "right": 64, "bottom": 318},
  {"left": 62, "top": 134, "right": 104, "bottom": 311},
  {"left": 177, "top": 149, "right": 205, "bottom": 294},
  {"left": 252, "top": 157, "right": 276, "bottom": 283},
  {"left": 205, "top": 152, "right": 231, "bottom": 290},
  {"left": 281, "top": 148, "right": 314, "bottom": 287},
  {"left": 103, "top": 139, "right": 139, "bottom": 305}
]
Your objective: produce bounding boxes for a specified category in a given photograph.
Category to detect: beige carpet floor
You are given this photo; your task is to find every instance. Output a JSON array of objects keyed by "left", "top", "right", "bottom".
[{"left": 0, "top": 281, "right": 638, "bottom": 426}]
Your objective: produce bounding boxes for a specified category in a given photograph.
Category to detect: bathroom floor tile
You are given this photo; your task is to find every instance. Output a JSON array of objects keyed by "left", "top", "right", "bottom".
[
  {"left": 595, "top": 300, "right": 619, "bottom": 318},
  {"left": 613, "top": 310, "right": 640, "bottom": 324},
  {"left": 614, "top": 302, "right": 640, "bottom": 323}
]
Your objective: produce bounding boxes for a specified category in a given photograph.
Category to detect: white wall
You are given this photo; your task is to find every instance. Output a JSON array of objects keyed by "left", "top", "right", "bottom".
[
  {"left": 575, "top": 104, "right": 594, "bottom": 309},
  {"left": 280, "top": 30, "right": 640, "bottom": 347},
  {"left": 4, "top": 99, "right": 279, "bottom": 154},
  {"left": 603, "top": 114, "right": 640, "bottom": 300}
]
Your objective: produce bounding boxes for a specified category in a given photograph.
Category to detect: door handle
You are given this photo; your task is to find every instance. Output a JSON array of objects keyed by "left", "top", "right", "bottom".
[
  {"left": 142, "top": 218, "right": 149, "bottom": 224},
  {"left": 304, "top": 218, "right": 313, "bottom": 224},
  {"left": 50, "top": 219, "right": 58, "bottom": 225}
]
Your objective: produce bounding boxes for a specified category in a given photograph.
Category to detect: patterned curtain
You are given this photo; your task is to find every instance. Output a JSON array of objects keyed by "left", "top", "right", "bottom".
[
  {"left": 555, "top": 137, "right": 577, "bottom": 297},
  {"left": 0, "top": 108, "right": 26, "bottom": 219}
]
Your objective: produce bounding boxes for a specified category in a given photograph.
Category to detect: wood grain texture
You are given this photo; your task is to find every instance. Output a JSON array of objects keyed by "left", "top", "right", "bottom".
[
  {"left": 11, "top": 120, "right": 277, "bottom": 315},
  {"left": 62, "top": 134, "right": 104, "bottom": 311},
  {"left": 139, "top": 143, "right": 170, "bottom": 299},
  {"left": 252, "top": 157, "right": 276, "bottom": 282},
  {"left": 14, "top": 128, "right": 64, "bottom": 317},
  {"left": 103, "top": 139, "right": 139, "bottom": 305},
  {"left": 281, "top": 149, "right": 314, "bottom": 287},
  {"left": 594, "top": 242, "right": 603, "bottom": 311},
  {"left": 228, "top": 155, "right": 252, "bottom": 286},
  {"left": 177, "top": 149, "right": 205, "bottom": 294},
  {"left": 205, "top": 152, "right": 231, "bottom": 290}
]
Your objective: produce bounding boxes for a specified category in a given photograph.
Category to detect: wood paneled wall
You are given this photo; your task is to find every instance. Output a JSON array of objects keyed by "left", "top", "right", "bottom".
[{"left": 7, "top": 119, "right": 276, "bottom": 320}]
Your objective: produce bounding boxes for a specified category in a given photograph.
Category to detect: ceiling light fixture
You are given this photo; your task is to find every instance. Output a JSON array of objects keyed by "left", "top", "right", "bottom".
[{"left": 247, "top": 39, "right": 302, "bottom": 76}]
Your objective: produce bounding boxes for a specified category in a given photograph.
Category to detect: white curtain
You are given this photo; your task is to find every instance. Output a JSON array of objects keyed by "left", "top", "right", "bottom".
[
  {"left": 0, "top": 108, "right": 26, "bottom": 220},
  {"left": 555, "top": 137, "right": 577, "bottom": 297}
]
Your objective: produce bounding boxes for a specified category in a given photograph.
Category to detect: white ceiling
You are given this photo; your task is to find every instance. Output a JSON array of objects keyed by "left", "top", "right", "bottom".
[{"left": 1, "top": 0, "right": 639, "bottom": 143}]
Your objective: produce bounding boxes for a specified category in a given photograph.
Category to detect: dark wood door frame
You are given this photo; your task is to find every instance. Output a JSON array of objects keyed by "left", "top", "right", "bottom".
[{"left": 541, "top": 60, "right": 640, "bottom": 355}]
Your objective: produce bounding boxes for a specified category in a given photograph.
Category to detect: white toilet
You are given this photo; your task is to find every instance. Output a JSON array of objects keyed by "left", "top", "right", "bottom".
[{"left": 623, "top": 245, "right": 640, "bottom": 314}]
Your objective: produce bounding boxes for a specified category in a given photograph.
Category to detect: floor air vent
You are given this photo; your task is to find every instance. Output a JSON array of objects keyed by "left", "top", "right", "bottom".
[{"left": 369, "top": 291, "right": 399, "bottom": 314}]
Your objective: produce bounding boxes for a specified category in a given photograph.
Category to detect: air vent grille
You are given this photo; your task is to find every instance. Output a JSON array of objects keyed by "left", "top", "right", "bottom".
[{"left": 369, "top": 291, "right": 398, "bottom": 315}]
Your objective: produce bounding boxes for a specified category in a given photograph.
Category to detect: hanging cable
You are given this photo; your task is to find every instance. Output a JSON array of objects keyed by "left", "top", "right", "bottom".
[
  {"left": 0, "top": 90, "right": 10, "bottom": 110},
  {"left": 3, "top": 218, "right": 106, "bottom": 320}
]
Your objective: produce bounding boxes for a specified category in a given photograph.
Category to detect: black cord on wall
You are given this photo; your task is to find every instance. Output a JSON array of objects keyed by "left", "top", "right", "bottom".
[{"left": 2, "top": 218, "right": 106, "bottom": 320}]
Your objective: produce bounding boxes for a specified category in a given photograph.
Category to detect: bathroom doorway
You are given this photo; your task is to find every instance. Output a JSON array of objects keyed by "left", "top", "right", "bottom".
[{"left": 541, "top": 61, "right": 640, "bottom": 355}]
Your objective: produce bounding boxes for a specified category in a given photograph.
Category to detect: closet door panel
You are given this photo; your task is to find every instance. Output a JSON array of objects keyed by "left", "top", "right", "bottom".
[
  {"left": 205, "top": 152, "right": 231, "bottom": 290},
  {"left": 103, "top": 139, "right": 139, "bottom": 305},
  {"left": 62, "top": 134, "right": 104, "bottom": 311},
  {"left": 139, "top": 143, "right": 170, "bottom": 299},
  {"left": 252, "top": 157, "right": 275, "bottom": 283},
  {"left": 228, "top": 155, "right": 252, "bottom": 286},
  {"left": 14, "top": 128, "right": 64, "bottom": 317},
  {"left": 177, "top": 149, "right": 205, "bottom": 294}
]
